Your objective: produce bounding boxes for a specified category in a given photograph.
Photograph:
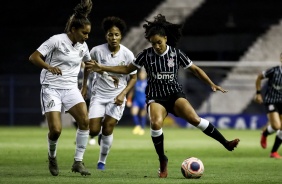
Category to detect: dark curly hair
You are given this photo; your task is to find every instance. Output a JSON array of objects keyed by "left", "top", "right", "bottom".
[
  {"left": 143, "top": 14, "right": 183, "bottom": 47},
  {"left": 65, "top": 0, "right": 93, "bottom": 32},
  {"left": 102, "top": 16, "right": 127, "bottom": 35}
]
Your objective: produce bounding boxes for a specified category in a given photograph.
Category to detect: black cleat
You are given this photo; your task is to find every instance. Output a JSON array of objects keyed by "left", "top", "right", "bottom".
[
  {"left": 225, "top": 138, "right": 240, "bottom": 151},
  {"left": 48, "top": 155, "right": 59, "bottom": 176},
  {"left": 71, "top": 160, "right": 91, "bottom": 176}
]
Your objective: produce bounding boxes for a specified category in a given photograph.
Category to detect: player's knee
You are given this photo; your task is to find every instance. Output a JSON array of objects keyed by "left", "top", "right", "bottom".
[
  {"left": 150, "top": 117, "right": 163, "bottom": 129},
  {"left": 187, "top": 116, "right": 201, "bottom": 126},
  {"left": 77, "top": 117, "right": 89, "bottom": 130},
  {"left": 89, "top": 128, "right": 100, "bottom": 137},
  {"left": 272, "top": 123, "right": 281, "bottom": 130},
  {"left": 49, "top": 129, "right": 61, "bottom": 140},
  {"left": 102, "top": 128, "right": 114, "bottom": 136}
]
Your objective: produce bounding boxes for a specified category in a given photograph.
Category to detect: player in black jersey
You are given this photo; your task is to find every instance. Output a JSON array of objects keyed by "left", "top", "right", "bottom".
[
  {"left": 86, "top": 14, "right": 240, "bottom": 178},
  {"left": 255, "top": 52, "right": 282, "bottom": 158}
]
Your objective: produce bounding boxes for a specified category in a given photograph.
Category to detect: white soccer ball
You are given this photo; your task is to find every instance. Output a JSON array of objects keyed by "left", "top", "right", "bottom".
[{"left": 181, "top": 157, "right": 204, "bottom": 179}]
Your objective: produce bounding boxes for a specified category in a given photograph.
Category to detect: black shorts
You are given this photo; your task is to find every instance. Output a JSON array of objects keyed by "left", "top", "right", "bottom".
[
  {"left": 146, "top": 92, "right": 186, "bottom": 116},
  {"left": 264, "top": 103, "right": 282, "bottom": 114}
]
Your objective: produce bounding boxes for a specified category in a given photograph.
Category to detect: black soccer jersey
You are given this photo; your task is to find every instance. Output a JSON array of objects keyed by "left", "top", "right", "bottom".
[
  {"left": 132, "top": 45, "right": 192, "bottom": 100},
  {"left": 263, "top": 66, "right": 282, "bottom": 103}
]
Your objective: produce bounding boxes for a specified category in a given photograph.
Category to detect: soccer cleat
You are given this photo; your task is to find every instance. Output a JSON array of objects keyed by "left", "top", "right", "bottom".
[
  {"left": 98, "top": 134, "right": 102, "bottom": 146},
  {"left": 71, "top": 160, "right": 91, "bottom": 176},
  {"left": 48, "top": 155, "right": 59, "bottom": 176},
  {"left": 224, "top": 138, "right": 240, "bottom": 151},
  {"left": 89, "top": 138, "right": 96, "bottom": 145},
  {"left": 260, "top": 134, "right": 267, "bottom": 149},
  {"left": 132, "top": 125, "right": 141, "bottom": 135},
  {"left": 270, "top": 152, "right": 282, "bottom": 159},
  {"left": 138, "top": 129, "right": 145, "bottom": 136},
  {"left": 97, "top": 162, "right": 105, "bottom": 170},
  {"left": 158, "top": 155, "right": 168, "bottom": 178}
]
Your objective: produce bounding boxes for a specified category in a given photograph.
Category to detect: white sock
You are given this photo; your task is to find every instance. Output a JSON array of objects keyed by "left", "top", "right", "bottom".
[
  {"left": 47, "top": 135, "right": 58, "bottom": 158},
  {"left": 197, "top": 118, "right": 209, "bottom": 131},
  {"left": 98, "top": 134, "right": 113, "bottom": 164},
  {"left": 74, "top": 129, "right": 89, "bottom": 161},
  {"left": 267, "top": 125, "right": 275, "bottom": 134},
  {"left": 276, "top": 130, "right": 282, "bottom": 140},
  {"left": 150, "top": 128, "right": 163, "bottom": 137}
]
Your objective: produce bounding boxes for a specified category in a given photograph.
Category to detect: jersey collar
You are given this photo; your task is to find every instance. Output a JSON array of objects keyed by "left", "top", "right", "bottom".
[
  {"left": 153, "top": 45, "right": 169, "bottom": 56},
  {"left": 107, "top": 43, "right": 121, "bottom": 58}
]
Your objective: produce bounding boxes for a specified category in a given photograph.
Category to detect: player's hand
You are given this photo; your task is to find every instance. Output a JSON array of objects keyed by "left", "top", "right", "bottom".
[
  {"left": 47, "top": 66, "right": 62, "bottom": 75},
  {"left": 114, "top": 97, "right": 123, "bottom": 106},
  {"left": 126, "top": 99, "right": 132, "bottom": 107},
  {"left": 114, "top": 93, "right": 125, "bottom": 106},
  {"left": 85, "top": 60, "right": 102, "bottom": 72},
  {"left": 254, "top": 94, "right": 263, "bottom": 104},
  {"left": 211, "top": 85, "right": 228, "bottom": 93}
]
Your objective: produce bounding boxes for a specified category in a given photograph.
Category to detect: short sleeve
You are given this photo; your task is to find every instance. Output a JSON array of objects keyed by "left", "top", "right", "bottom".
[
  {"left": 37, "top": 35, "right": 57, "bottom": 57},
  {"left": 89, "top": 47, "right": 100, "bottom": 63},
  {"left": 132, "top": 51, "right": 145, "bottom": 69},
  {"left": 82, "top": 44, "right": 91, "bottom": 62},
  {"left": 179, "top": 50, "right": 193, "bottom": 70},
  {"left": 263, "top": 67, "right": 275, "bottom": 78}
]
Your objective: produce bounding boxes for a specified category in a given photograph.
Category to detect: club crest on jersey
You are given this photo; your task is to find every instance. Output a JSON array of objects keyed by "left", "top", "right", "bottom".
[
  {"left": 167, "top": 58, "right": 174, "bottom": 67},
  {"left": 170, "top": 52, "right": 176, "bottom": 57},
  {"left": 119, "top": 61, "right": 126, "bottom": 66}
]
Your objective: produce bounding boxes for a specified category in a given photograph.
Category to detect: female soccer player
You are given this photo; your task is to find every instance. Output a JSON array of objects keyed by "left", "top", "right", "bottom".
[
  {"left": 81, "top": 16, "right": 137, "bottom": 170},
  {"left": 255, "top": 52, "right": 282, "bottom": 158},
  {"left": 28, "top": 0, "right": 93, "bottom": 176},
  {"left": 85, "top": 14, "right": 240, "bottom": 178}
]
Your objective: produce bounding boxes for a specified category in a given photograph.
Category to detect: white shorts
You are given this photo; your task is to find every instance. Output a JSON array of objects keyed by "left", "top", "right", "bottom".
[
  {"left": 88, "top": 95, "right": 125, "bottom": 121},
  {"left": 40, "top": 86, "right": 85, "bottom": 115}
]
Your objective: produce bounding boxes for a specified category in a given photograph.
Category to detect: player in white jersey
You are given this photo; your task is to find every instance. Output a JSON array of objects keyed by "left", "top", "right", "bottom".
[
  {"left": 28, "top": 0, "right": 93, "bottom": 176},
  {"left": 81, "top": 16, "right": 137, "bottom": 170}
]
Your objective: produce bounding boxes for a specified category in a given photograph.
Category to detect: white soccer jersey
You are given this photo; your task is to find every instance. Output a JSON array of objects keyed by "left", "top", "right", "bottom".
[
  {"left": 37, "top": 33, "right": 91, "bottom": 89},
  {"left": 90, "top": 43, "right": 137, "bottom": 99}
]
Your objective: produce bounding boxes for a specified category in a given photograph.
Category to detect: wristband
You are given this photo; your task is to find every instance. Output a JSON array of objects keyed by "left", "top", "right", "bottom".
[{"left": 256, "top": 90, "right": 261, "bottom": 94}]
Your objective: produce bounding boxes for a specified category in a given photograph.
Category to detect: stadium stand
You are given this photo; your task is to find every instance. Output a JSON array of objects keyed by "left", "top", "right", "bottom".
[
  {"left": 193, "top": 0, "right": 282, "bottom": 114},
  {"left": 2, "top": 0, "right": 282, "bottom": 125},
  {"left": 1, "top": 0, "right": 164, "bottom": 125}
]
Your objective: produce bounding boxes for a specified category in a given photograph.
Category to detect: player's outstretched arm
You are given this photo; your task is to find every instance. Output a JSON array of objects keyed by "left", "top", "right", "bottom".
[
  {"left": 188, "top": 64, "right": 228, "bottom": 93},
  {"left": 85, "top": 61, "right": 137, "bottom": 74}
]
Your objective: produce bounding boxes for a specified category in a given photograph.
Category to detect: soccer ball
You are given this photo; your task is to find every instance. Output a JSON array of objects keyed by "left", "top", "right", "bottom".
[{"left": 181, "top": 157, "right": 204, "bottom": 179}]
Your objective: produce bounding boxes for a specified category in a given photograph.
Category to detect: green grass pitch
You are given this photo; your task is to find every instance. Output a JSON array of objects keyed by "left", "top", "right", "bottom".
[{"left": 0, "top": 126, "right": 281, "bottom": 184}]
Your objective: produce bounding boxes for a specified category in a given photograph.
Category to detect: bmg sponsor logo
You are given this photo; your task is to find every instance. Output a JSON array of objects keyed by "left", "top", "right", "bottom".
[{"left": 152, "top": 72, "right": 174, "bottom": 81}]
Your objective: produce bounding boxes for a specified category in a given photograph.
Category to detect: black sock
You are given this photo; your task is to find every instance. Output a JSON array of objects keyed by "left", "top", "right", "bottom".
[
  {"left": 73, "top": 122, "right": 78, "bottom": 129},
  {"left": 262, "top": 128, "right": 270, "bottom": 137},
  {"left": 203, "top": 123, "right": 227, "bottom": 145},
  {"left": 151, "top": 133, "right": 165, "bottom": 160},
  {"left": 271, "top": 136, "right": 282, "bottom": 153}
]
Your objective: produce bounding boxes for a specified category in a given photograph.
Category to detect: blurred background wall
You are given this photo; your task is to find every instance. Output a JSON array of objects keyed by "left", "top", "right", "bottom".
[{"left": 1, "top": 0, "right": 282, "bottom": 127}]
